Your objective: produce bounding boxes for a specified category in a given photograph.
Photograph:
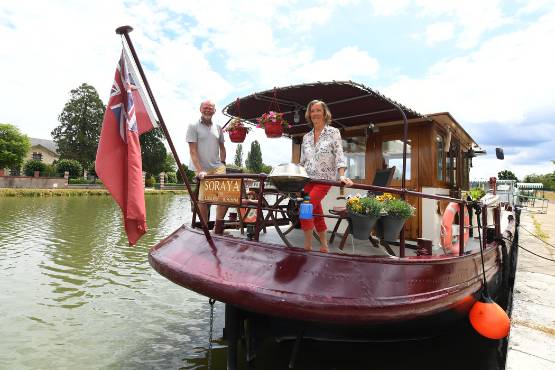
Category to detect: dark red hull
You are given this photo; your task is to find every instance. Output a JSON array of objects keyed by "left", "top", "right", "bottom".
[{"left": 149, "top": 225, "right": 513, "bottom": 327}]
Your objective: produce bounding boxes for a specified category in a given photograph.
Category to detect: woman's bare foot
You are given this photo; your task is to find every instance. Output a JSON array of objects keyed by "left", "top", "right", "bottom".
[
  {"left": 319, "top": 246, "right": 329, "bottom": 253},
  {"left": 304, "top": 245, "right": 312, "bottom": 251}
]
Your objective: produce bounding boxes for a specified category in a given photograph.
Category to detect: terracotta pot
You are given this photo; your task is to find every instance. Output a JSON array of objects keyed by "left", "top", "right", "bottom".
[
  {"left": 347, "top": 209, "right": 379, "bottom": 240},
  {"left": 228, "top": 127, "right": 248, "bottom": 143},
  {"left": 264, "top": 122, "right": 284, "bottom": 138}
]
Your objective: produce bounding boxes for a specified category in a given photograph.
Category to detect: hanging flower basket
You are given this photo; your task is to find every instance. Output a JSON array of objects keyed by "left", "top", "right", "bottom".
[
  {"left": 228, "top": 126, "right": 248, "bottom": 143},
  {"left": 224, "top": 118, "right": 251, "bottom": 143},
  {"left": 257, "top": 111, "right": 289, "bottom": 138},
  {"left": 263, "top": 121, "right": 284, "bottom": 138}
]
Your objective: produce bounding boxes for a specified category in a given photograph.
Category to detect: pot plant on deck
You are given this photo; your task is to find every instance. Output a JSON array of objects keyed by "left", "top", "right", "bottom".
[
  {"left": 224, "top": 118, "right": 251, "bottom": 143},
  {"left": 346, "top": 195, "right": 383, "bottom": 240},
  {"left": 376, "top": 195, "right": 416, "bottom": 242},
  {"left": 256, "top": 111, "right": 289, "bottom": 138}
]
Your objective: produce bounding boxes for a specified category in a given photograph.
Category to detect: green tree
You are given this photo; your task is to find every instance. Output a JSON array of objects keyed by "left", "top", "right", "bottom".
[
  {"left": 160, "top": 153, "right": 177, "bottom": 174},
  {"left": 176, "top": 164, "right": 195, "bottom": 184},
  {"left": 140, "top": 128, "right": 167, "bottom": 176},
  {"left": 498, "top": 170, "right": 518, "bottom": 182},
  {"left": 234, "top": 144, "right": 243, "bottom": 167},
  {"left": 166, "top": 172, "right": 177, "bottom": 184},
  {"left": 56, "top": 159, "right": 83, "bottom": 178},
  {"left": 51, "top": 83, "right": 105, "bottom": 169},
  {"left": 23, "top": 159, "right": 47, "bottom": 176},
  {"left": 245, "top": 140, "right": 263, "bottom": 173},
  {"left": 261, "top": 164, "right": 273, "bottom": 174},
  {"left": 0, "top": 123, "right": 31, "bottom": 170},
  {"left": 524, "top": 173, "right": 555, "bottom": 191}
]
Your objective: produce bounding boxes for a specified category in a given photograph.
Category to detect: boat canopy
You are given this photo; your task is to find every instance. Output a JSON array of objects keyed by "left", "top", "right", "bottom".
[
  {"left": 222, "top": 81, "right": 424, "bottom": 136},
  {"left": 516, "top": 182, "right": 544, "bottom": 189}
]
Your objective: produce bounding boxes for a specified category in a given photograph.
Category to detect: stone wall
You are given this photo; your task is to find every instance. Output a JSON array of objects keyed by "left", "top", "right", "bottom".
[{"left": 0, "top": 175, "right": 67, "bottom": 189}]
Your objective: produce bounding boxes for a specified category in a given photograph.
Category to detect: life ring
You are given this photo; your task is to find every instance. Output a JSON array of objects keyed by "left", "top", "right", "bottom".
[{"left": 441, "top": 202, "right": 470, "bottom": 255}]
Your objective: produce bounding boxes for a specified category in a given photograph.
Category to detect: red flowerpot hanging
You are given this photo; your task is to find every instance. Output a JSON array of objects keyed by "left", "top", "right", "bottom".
[
  {"left": 223, "top": 99, "right": 251, "bottom": 143},
  {"left": 228, "top": 126, "right": 248, "bottom": 143},
  {"left": 263, "top": 120, "right": 284, "bottom": 138},
  {"left": 256, "top": 89, "right": 290, "bottom": 138},
  {"left": 224, "top": 118, "right": 250, "bottom": 143}
]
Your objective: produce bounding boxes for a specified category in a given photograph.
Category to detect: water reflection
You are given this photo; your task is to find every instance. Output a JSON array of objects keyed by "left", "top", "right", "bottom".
[
  {"left": 0, "top": 195, "right": 503, "bottom": 370},
  {"left": 0, "top": 195, "right": 204, "bottom": 369}
]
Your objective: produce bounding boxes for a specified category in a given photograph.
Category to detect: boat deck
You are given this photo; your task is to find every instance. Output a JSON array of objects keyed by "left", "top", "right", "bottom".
[{"left": 224, "top": 225, "right": 484, "bottom": 258}]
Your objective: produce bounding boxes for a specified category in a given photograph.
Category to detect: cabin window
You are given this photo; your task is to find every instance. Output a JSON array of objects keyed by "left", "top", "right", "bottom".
[
  {"left": 462, "top": 153, "right": 470, "bottom": 189},
  {"left": 447, "top": 143, "right": 459, "bottom": 187},
  {"left": 32, "top": 152, "right": 43, "bottom": 161},
  {"left": 436, "top": 135, "right": 444, "bottom": 181},
  {"left": 382, "top": 139, "right": 411, "bottom": 180},
  {"left": 342, "top": 137, "right": 366, "bottom": 180}
]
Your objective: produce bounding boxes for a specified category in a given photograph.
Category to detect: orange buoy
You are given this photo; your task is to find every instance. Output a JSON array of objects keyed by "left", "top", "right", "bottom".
[{"left": 469, "top": 295, "right": 510, "bottom": 339}]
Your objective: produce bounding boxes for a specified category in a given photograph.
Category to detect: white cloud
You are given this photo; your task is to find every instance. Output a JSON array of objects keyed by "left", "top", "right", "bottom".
[
  {"left": 424, "top": 22, "right": 454, "bottom": 45},
  {"left": 1, "top": 0, "right": 553, "bottom": 181},
  {"left": 369, "top": 0, "right": 411, "bottom": 16},
  {"left": 385, "top": 9, "right": 555, "bottom": 178},
  {"left": 415, "top": 0, "right": 508, "bottom": 49}
]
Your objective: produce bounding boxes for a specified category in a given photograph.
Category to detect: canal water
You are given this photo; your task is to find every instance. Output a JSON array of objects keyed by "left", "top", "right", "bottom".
[{"left": 0, "top": 195, "right": 505, "bottom": 370}]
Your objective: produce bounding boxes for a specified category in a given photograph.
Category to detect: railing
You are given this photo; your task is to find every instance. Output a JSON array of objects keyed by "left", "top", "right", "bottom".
[{"left": 195, "top": 173, "right": 502, "bottom": 257}]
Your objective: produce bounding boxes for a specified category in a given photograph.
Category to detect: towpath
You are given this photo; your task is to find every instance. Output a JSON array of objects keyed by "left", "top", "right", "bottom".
[{"left": 506, "top": 204, "right": 555, "bottom": 369}]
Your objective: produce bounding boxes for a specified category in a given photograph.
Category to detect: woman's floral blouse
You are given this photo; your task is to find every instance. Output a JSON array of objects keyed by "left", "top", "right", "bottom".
[{"left": 300, "top": 125, "right": 347, "bottom": 180}]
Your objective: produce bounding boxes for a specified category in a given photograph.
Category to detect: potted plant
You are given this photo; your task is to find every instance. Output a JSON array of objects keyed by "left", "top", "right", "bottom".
[
  {"left": 224, "top": 118, "right": 251, "bottom": 143},
  {"left": 346, "top": 195, "right": 383, "bottom": 240},
  {"left": 256, "top": 111, "right": 289, "bottom": 138},
  {"left": 376, "top": 195, "right": 415, "bottom": 242},
  {"left": 468, "top": 187, "right": 486, "bottom": 201}
]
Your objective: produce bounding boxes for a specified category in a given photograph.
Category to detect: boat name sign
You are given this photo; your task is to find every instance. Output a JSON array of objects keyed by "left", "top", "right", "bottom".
[{"left": 199, "top": 178, "right": 243, "bottom": 206}]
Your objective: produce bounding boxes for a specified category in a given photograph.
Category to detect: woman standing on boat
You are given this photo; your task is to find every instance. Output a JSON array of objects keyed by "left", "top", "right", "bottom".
[{"left": 300, "top": 100, "right": 353, "bottom": 252}]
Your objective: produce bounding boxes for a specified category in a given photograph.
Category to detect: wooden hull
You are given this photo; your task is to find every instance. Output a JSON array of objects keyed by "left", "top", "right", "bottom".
[{"left": 149, "top": 225, "right": 513, "bottom": 329}]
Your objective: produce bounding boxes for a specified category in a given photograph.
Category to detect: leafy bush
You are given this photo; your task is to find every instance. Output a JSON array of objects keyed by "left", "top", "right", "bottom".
[
  {"left": 56, "top": 159, "right": 83, "bottom": 179},
  {"left": 23, "top": 159, "right": 47, "bottom": 176},
  {"left": 346, "top": 195, "right": 383, "bottom": 217},
  {"left": 382, "top": 198, "right": 415, "bottom": 219},
  {"left": 176, "top": 164, "right": 195, "bottom": 184},
  {"left": 145, "top": 175, "right": 156, "bottom": 188},
  {"left": 88, "top": 161, "right": 97, "bottom": 178},
  {"left": 43, "top": 164, "right": 57, "bottom": 177},
  {"left": 166, "top": 171, "right": 177, "bottom": 184},
  {"left": 68, "top": 178, "right": 90, "bottom": 184}
]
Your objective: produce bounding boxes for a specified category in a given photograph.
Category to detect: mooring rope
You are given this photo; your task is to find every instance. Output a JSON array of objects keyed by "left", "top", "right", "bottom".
[
  {"left": 501, "top": 236, "right": 555, "bottom": 262},
  {"left": 519, "top": 225, "right": 555, "bottom": 249},
  {"left": 207, "top": 298, "right": 216, "bottom": 370}
]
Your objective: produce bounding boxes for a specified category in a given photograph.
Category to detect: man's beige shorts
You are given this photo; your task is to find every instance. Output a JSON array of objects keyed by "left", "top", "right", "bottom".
[{"left": 197, "top": 165, "right": 226, "bottom": 177}]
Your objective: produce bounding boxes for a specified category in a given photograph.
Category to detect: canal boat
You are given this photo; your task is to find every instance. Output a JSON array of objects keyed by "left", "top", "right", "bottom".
[{"left": 148, "top": 81, "right": 519, "bottom": 366}]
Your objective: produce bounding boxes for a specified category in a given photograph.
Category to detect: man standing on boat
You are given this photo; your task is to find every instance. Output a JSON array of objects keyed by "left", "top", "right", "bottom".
[{"left": 187, "top": 100, "right": 227, "bottom": 235}]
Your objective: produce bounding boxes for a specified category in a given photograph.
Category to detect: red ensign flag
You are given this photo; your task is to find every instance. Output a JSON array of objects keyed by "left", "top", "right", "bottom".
[{"left": 95, "top": 49, "right": 157, "bottom": 245}]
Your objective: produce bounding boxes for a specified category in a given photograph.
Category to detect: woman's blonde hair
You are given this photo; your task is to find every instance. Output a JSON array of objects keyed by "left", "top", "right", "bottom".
[{"left": 305, "top": 100, "right": 332, "bottom": 126}]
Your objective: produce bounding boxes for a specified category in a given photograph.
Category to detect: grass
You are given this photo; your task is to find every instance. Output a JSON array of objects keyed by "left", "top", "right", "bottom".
[
  {"left": 0, "top": 188, "right": 187, "bottom": 197},
  {"left": 530, "top": 214, "right": 549, "bottom": 241},
  {"left": 543, "top": 190, "right": 555, "bottom": 202}
]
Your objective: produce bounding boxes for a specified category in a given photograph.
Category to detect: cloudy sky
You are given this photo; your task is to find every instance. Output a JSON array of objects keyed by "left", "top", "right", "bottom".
[{"left": 1, "top": 0, "right": 554, "bottom": 180}]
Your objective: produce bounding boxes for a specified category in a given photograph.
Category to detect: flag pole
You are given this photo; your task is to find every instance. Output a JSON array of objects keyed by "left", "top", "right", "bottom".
[{"left": 115, "top": 25, "right": 214, "bottom": 244}]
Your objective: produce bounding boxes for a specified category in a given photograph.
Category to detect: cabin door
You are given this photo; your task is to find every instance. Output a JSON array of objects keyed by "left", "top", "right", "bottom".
[{"left": 369, "top": 132, "right": 419, "bottom": 240}]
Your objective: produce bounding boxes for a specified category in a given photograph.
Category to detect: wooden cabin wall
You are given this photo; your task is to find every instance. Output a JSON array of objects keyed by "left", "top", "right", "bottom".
[
  {"left": 291, "top": 140, "right": 301, "bottom": 164},
  {"left": 362, "top": 123, "right": 433, "bottom": 240},
  {"left": 417, "top": 122, "right": 434, "bottom": 187}
]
